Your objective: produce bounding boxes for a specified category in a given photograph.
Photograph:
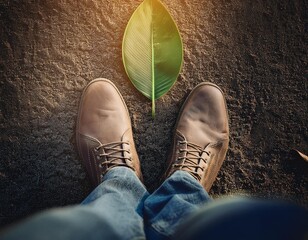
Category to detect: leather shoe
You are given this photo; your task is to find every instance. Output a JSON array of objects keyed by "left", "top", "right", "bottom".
[
  {"left": 76, "top": 78, "right": 142, "bottom": 187},
  {"left": 163, "top": 82, "right": 229, "bottom": 191}
]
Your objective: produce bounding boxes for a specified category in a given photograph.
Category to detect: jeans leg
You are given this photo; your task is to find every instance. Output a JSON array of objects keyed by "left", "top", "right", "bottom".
[
  {"left": 143, "top": 171, "right": 211, "bottom": 239},
  {"left": 172, "top": 198, "right": 308, "bottom": 240},
  {"left": 0, "top": 167, "right": 149, "bottom": 240}
]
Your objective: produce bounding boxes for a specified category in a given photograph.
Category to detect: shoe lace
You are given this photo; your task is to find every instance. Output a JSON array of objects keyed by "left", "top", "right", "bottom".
[
  {"left": 173, "top": 141, "right": 210, "bottom": 181},
  {"left": 94, "top": 141, "right": 134, "bottom": 174}
]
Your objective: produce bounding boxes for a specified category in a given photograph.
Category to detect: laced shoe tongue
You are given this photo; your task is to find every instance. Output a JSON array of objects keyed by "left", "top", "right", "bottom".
[
  {"left": 106, "top": 144, "right": 123, "bottom": 160},
  {"left": 97, "top": 142, "right": 126, "bottom": 165},
  {"left": 182, "top": 144, "right": 201, "bottom": 169},
  {"left": 180, "top": 142, "right": 209, "bottom": 180}
]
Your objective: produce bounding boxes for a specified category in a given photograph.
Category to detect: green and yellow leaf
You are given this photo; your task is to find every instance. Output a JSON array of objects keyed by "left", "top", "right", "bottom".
[{"left": 122, "top": 0, "right": 183, "bottom": 117}]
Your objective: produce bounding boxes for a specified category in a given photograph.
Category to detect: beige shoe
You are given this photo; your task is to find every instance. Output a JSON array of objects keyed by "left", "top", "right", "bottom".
[
  {"left": 164, "top": 83, "right": 229, "bottom": 191},
  {"left": 76, "top": 78, "right": 142, "bottom": 187}
]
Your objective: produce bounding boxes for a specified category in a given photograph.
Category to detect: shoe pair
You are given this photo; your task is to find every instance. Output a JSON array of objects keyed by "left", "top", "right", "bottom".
[{"left": 76, "top": 78, "right": 229, "bottom": 191}]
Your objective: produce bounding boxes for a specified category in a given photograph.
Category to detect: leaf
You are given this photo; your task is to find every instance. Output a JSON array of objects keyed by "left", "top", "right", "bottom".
[
  {"left": 292, "top": 149, "right": 308, "bottom": 162},
  {"left": 122, "top": 0, "right": 183, "bottom": 117}
]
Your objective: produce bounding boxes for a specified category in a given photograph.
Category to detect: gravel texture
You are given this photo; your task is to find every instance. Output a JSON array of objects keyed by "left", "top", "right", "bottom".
[{"left": 0, "top": 0, "right": 307, "bottom": 227}]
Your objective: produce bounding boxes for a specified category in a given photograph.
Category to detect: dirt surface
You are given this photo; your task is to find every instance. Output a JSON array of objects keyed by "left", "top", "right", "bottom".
[{"left": 0, "top": 0, "right": 307, "bottom": 228}]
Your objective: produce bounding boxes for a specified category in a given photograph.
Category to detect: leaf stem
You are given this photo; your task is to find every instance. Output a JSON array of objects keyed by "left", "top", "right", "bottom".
[
  {"left": 151, "top": 0, "right": 155, "bottom": 118},
  {"left": 152, "top": 98, "right": 155, "bottom": 118}
]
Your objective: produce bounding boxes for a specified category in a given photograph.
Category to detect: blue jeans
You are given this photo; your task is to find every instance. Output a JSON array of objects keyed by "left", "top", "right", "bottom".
[{"left": 1, "top": 167, "right": 307, "bottom": 240}]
